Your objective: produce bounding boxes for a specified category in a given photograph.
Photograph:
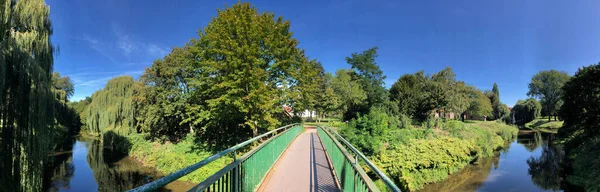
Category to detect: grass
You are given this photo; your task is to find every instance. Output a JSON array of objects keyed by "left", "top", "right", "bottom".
[{"left": 525, "top": 118, "right": 564, "bottom": 130}]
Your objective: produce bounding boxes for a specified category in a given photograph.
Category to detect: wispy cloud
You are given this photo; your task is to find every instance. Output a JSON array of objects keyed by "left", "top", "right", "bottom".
[
  {"left": 117, "top": 34, "right": 138, "bottom": 55},
  {"left": 112, "top": 24, "right": 168, "bottom": 58},
  {"left": 147, "top": 44, "right": 168, "bottom": 57},
  {"left": 76, "top": 34, "right": 118, "bottom": 64},
  {"left": 74, "top": 70, "right": 143, "bottom": 88}
]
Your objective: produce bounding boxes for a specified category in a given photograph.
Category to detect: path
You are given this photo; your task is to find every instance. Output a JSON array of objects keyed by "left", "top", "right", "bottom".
[{"left": 259, "top": 127, "right": 340, "bottom": 192}]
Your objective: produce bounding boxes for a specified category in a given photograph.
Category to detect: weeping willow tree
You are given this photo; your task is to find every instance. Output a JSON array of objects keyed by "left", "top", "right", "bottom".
[
  {"left": 84, "top": 76, "right": 137, "bottom": 136},
  {"left": 0, "top": 0, "right": 56, "bottom": 191}
]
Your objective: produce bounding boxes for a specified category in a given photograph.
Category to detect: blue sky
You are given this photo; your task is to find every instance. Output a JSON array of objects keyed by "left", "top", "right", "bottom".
[{"left": 47, "top": 0, "right": 600, "bottom": 106}]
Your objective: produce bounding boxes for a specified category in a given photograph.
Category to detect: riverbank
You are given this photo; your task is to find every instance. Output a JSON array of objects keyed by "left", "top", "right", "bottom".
[
  {"left": 126, "top": 134, "right": 231, "bottom": 183},
  {"left": 372, "top": 120, "right": 518, "bottom": 191}
]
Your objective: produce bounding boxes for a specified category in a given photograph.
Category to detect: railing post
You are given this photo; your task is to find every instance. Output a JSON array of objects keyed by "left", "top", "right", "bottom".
[{"left": 233, "top": 150, "right": 239, "bottom": 192}]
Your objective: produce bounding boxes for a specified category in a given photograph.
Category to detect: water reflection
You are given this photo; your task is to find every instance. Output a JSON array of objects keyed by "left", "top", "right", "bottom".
[
  {"left": 43, "top": 136, "right": 194, "bottom": 191},
  {"left": 419, "top": 130, "right": 568, "bottom": 192}
]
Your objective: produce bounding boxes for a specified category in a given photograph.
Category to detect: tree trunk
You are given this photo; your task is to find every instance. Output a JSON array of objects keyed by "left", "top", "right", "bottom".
[{"left": 548, "top": 115, "right": 551, "bottom": 122}]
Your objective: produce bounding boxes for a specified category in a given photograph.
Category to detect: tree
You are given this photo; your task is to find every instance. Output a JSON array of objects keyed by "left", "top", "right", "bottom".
[
  {"left": 527, "top": 70, "right": 570, "bottom": 121},
  {"left": 389, "top": 71, "right": 435, "bottom": 121},
  {"left": 315, "top": 73, "right": 339, "bottom": 120},
  {"left": 466, "top": 87, "right": 493, "bottom": 120},
  {"left": 135, "top": 46, "right": 194, "bottom": 140},
  {"left": 431, "top": 67, "right": 461, "bottom": 118},
  {"left": 558, "top": 63, "right": 600, "bottom": 147},
  {"left": 186, "top": 2, "right": 308, "bottom": 146},
  {"left": 52, "top": 72, "right": 75, "bottom": 101},
  {"left": 512, "top": 98, "right": 542, "bottom": 125},
  {"left": 486, "top": 83, "right": 502, "bottom": 120},
  {"left": 84, "top": 76, "right": 137, "bottom": 136},
  {"left": 291, "top": 58, "right": 326, "bottom": 119},
  {"left": 0, "top": 0, "right": 56, "bottom": 190},
  {"left": 345, "top": 47, "right": 387, "bottom": 118},
  {"left": 331, "top": 69, "right": 367, "bottom": 120}
]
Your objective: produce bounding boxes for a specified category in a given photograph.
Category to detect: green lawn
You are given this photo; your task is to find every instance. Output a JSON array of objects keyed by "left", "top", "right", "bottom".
[{"left": 525, "top": 118, "right": 563, "bottom": 130}]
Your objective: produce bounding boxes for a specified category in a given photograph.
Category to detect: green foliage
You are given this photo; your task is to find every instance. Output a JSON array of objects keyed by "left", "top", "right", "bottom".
[
  {"left": 345, "top": 47, "right": 387, "bottom": 118},
  {"left": 84, "top": 76, "right": 137, "bottom": 136},
  {"left": 183, "top": 2, "right": 309, "bottom": 146},
  {"left": 556, "top": 63, "right": 600, "bottom": 191},
  {"left": 0, "top": 0, "right": 57, "bottom": 190},
  {"left": 558, "top": 63, "right": 600, "bottom": 145},
  {"left": 340, "top": 107, "right": 398, "bottom": 156},
  {"left": 512, "top": 98, "right": 542, "bottom": 125},
  {"left": 135, "top": 47, "right": 194, "bottom": 140},
  {"left": 331, "top": 69, "right": 367, "bottom": 120},
  {"left": 376, "top": 137, "right": 475, "bottom": 191},
  {"left": 566, "top": 137, "right": 600, "bottom": 191},
  {"left": 528, "top": 70, "right": 570, "bottom": 121},
  {"left": 52, "top": 72, "right": 75, "bottom": 101},
  {"left": 128, "top": 134, "right": 230, "bottom": 183},
  {"left": 466, "top": 87, "right": 493, "bottom": 118},
  {"left": 370, "top": 121, "right": 517, "bottom": 191},
  {"left": 389, "top": 71, "right": 435, "bottom": 121}
]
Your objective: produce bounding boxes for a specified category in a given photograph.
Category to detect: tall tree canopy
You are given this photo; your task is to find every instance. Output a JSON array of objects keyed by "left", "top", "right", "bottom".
[
  {"left": 0, "top": 0, "right": 56, "bottom": 190},
  {"left": 344, "top": 47, "right": 387, "bottom": 119},
  {"left": 84, "top": 76, "right": 137, "bottom": 136},
  {"left": 389, "top": 71, "right": 435, "bottom": 121},
  {"left": 52, "top": 72, "right": 74, "bottom": 101},
  {"left": 527, "top": 70, "right": 570, "bottom": 121},
  {"left": 135, "top": 47, "right": 194, "bottom": 140},
  {"left": 558, "top": 63, "right": 600, "bottom": 147},
  {"left": 557, "top": 63, "right": 600, "bottom": 191},
  {"left": 184, "top": 2, "right": 308, "bottom": 146},
  {"left": 466, "top": 87, "right": 493, "bottom": 119},
  {"left": 331, "top": 69, "right": 367, "bottom": 120},
  {"left": 512, "top": 98, "right": 542, "bottom": 125}
]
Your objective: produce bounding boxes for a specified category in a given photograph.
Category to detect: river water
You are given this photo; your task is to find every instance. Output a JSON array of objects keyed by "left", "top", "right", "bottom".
[
  {"left": 420, "top": 130, "right": 570, "bottom": 192},
  {"left": 44, "top": 131, "right": 570, "bottom": 192},
  {"left": 43, "top": 138, "right": 194, "bottom": 192}
]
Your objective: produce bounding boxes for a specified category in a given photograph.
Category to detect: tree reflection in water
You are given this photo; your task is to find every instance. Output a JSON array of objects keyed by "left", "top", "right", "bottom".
[
  {"left": 526, "top": 133, "right": 564, "bottom": 191},
  {"left": 43, "top": 139, "right": 76, "bottom": 191}
]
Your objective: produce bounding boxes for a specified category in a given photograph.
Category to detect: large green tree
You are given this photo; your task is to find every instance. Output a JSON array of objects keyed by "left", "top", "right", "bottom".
[
  {"left": 331, "top": 69, "right": 367, "bottom": 120},
  {"left": 0, "top": 0, "right": 56, "bottom": 190},
  {"left": 466, "top": 86, "right": 493, "bottom": 120},
  {"left": 185, "top": 2, "right": 308, "bottom": 146},
  {"left": 389, "top": 71, "right": 435, "bottom": 121},
  {"left": 135, "top": 46, "right": 194, "bottom": 140},
  {"left": 559, "top": 63, "right": 600, "bottom": 144},
  {"left": 84, "top": 76, "right": 137, "bottom": 136},
  {"left": 527, "top": 70, "right": 570, "bottom": 121},
  {"left": 344, "top": 47, "right": 387, "bottom": 120}
]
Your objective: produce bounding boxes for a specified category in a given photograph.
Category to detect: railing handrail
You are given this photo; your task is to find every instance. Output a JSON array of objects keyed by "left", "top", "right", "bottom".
[
  {"left": 319, "top": 126, "right": 401, "bottom": 192},
  {"left": 128, "top": 123, "right": 300, "bottom": 192}
]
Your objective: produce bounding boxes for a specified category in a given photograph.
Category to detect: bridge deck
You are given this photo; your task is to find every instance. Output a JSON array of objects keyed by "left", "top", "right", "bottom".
[{"left": 258, "top": 127, "right": 340, "bottom": 192}]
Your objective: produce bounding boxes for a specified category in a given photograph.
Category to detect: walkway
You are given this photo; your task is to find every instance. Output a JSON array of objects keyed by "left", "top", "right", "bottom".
[{"left": 259, "top": 127, "right": 340, "bottom": 192}]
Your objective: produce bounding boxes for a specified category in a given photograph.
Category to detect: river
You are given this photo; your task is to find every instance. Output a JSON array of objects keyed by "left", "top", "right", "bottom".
[
  {"left": 43, "top": 138, "right": 194, "bottom": 192},
  {"left": 420, "top": 130, "right": 572, "bottom": 192},
  {"left": 44, "top": 131, "right": 571, "bottom": 191}
]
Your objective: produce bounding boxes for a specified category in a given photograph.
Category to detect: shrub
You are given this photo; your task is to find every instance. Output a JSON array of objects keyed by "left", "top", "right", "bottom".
[
  {"left": 376, "top": 137, "right": 475, "bottom": 191},
  {"left": 340, "top": 107, "right": 399, "bottom": 156}
]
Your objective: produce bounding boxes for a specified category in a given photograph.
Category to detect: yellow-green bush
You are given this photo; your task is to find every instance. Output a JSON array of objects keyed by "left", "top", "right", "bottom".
[{"left": 376, "top": 137, "right": 475, "bottom": 191}]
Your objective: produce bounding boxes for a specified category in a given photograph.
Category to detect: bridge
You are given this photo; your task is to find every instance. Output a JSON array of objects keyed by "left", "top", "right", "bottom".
[{"left": 128, "top": 124, "right": 401, "bottom": 192}]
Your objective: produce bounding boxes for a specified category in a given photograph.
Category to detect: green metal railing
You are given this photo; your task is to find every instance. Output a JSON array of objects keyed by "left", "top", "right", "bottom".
[
  {"left": 317, "top": 126, "right": 401, "bottom": 192},
  {"left": 128, "top": 123, "right": 303, "bottom": 192}
]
